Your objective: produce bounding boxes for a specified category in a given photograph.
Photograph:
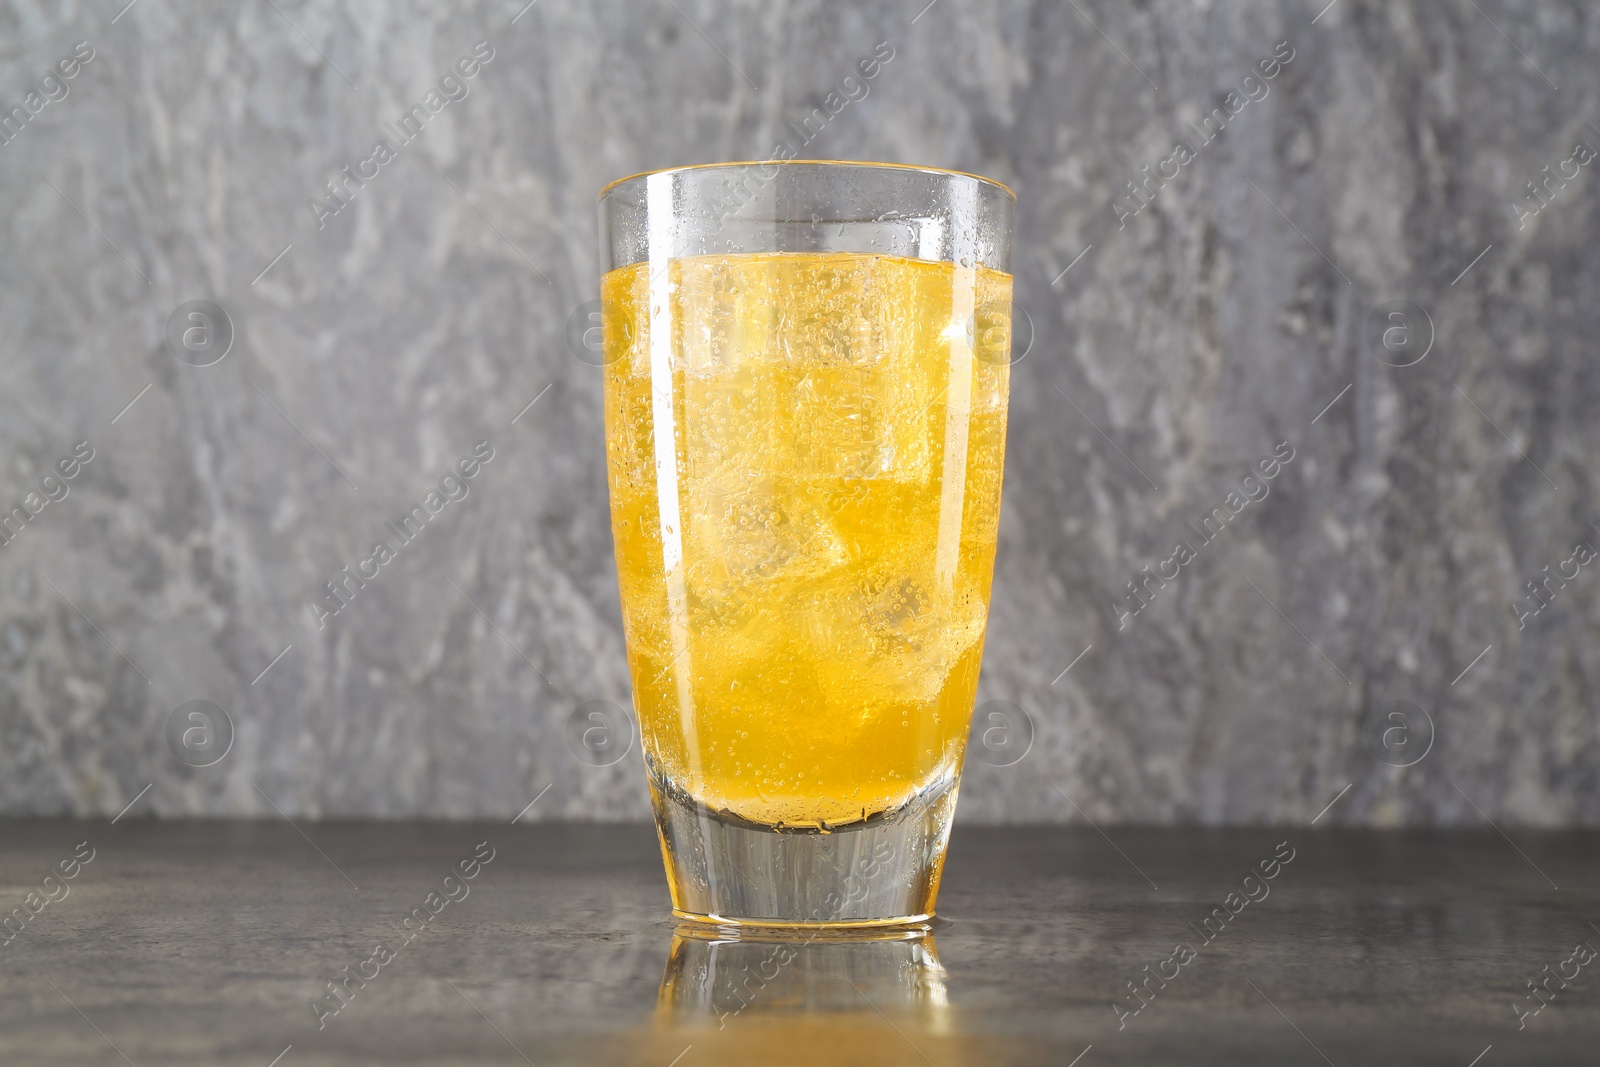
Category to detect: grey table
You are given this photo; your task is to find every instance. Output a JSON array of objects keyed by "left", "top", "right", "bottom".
[{"left": 0, "top": 820, "right": 1595, "bottom": 1065}]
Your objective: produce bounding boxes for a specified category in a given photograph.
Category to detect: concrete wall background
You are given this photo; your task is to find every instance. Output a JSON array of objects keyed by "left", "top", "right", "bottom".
[{"left": 1, "top": 0, "right": 1596, "bottom": 824}]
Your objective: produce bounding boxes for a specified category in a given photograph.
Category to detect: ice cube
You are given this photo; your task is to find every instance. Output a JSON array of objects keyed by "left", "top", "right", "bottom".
[
  {"left": 682, "top": 478, "right": 849, "bottom": 630},
  {"left": 842, "top": 572, "right": 990, "bottom": 705}
]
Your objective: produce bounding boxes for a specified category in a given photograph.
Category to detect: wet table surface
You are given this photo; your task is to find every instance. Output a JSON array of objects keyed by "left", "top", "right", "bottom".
[{"left": 0, "top": 820, "right": 1596, "bottom": 1065}]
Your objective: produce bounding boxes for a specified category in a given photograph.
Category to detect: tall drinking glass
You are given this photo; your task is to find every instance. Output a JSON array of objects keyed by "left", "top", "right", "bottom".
[{"left": 597, "top": 161, "right": 1014, "bottom": 928}]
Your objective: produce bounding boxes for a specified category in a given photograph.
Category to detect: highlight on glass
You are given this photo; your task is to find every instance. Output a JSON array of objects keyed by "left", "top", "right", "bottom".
[{"left": 597, "top": 160, "right": 1015, "bottom": 928}]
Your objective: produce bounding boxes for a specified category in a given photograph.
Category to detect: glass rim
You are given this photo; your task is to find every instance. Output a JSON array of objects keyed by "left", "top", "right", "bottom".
[{"left": 597, "top": 159, "right": 1017, "bottom": 203}]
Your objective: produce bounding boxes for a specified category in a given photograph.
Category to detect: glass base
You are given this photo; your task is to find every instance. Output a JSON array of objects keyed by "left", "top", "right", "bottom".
[{"left": 650, "top": 769, "right": 960, "bottom": 929}]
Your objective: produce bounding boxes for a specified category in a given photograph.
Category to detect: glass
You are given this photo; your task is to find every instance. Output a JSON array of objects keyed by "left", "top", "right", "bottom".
[{"left": 597, "top": 160, "right": 1014, "bottom": 928}]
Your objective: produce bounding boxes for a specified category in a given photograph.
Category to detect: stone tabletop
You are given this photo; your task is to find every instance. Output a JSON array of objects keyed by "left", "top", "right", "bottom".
[{"left": 1, "top": 819, "right": 1596, "bottom": 1065}]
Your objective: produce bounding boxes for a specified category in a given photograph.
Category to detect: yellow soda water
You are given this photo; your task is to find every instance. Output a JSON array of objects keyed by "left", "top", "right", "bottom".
[{"left": 602, "top": 252, "right": 1010, "bottom": 829}]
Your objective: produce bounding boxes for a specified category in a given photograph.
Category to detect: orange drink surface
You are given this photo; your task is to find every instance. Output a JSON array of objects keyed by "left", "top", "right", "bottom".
[{"left": 602, "top": 251, "right": 1010, "bottom": 829}]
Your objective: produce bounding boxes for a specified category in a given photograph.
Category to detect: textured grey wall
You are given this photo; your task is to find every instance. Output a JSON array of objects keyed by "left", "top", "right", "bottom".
[{"left": 1, "top": 0, "right": 1596, "bottom": 824}]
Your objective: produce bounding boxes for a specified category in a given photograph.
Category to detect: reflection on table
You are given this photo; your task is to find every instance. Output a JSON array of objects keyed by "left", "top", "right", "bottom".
[{"left": 628, "top": 925, "right": 975, "bottom": 1065}]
